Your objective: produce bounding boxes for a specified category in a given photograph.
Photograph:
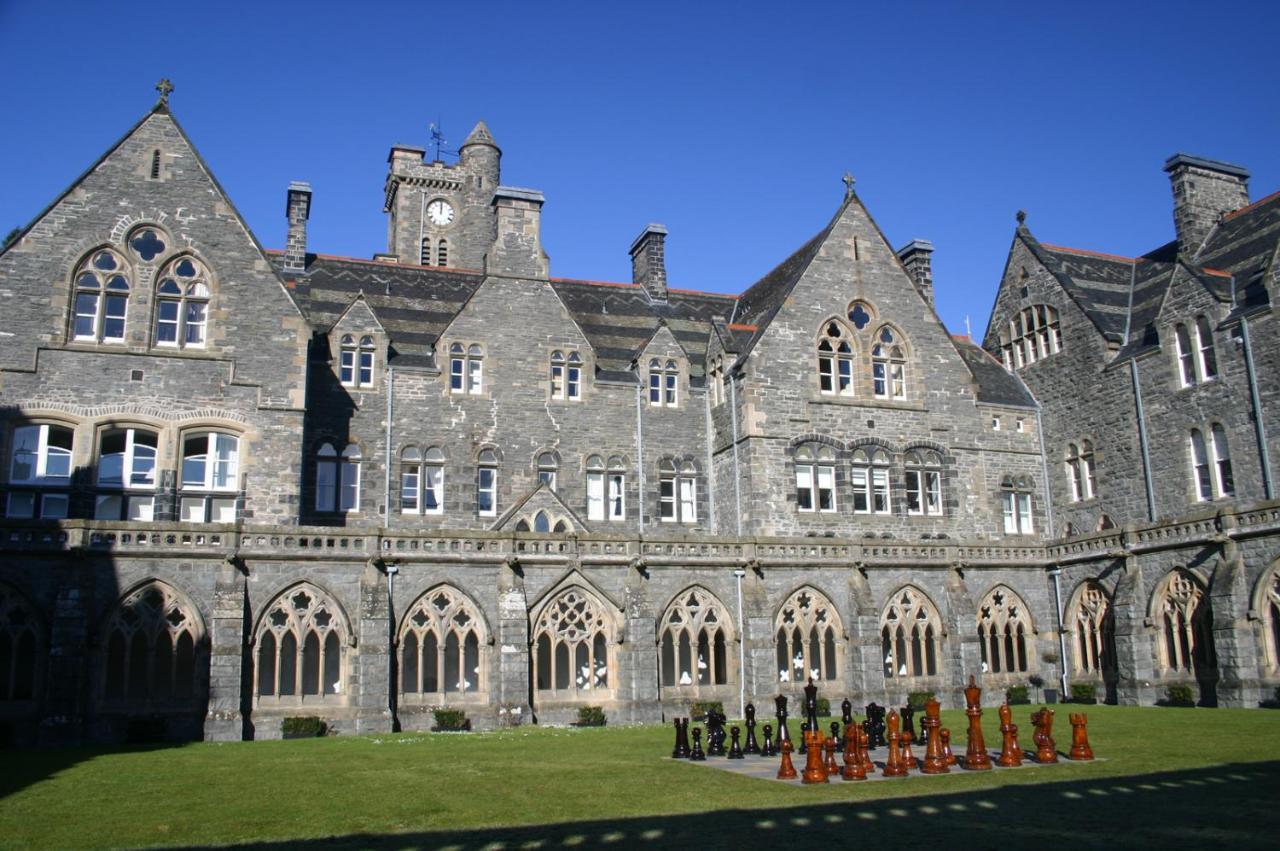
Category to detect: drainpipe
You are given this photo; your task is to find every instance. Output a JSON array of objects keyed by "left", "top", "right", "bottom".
[
  {"left": 733, "top": 568, "right": 747, "bottom": 719},
  {"left": 384, "top": 366, "right": 394, "bottom": 527},
  {"left": 703, "top": 388, "right": 716, "bottom": 531},
  {"left": 1129, "top": 360, "right": 1157, "bottom": 522},
  {"left": 635, "top": 384, "right": 645, "bottom": 532},
  {"left": 1049, "top": 567, "right": 1068, "bottom": 699},
  {"left": 1240, "top": 318, "right": 1274, "bottom": 499},
  {"left": 386, "top": 563, "right": 399, "bottom": 725},
  {"left": 728, "top": 372, "right": 743, "bottom": 536}
]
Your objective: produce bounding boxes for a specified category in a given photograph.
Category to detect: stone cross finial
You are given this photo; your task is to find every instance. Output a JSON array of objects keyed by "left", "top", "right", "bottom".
[
  {"left": 1016, "top": 209, "right": 1027, "bottom": 226},
  {"left": 843, "top": 172, "right": 856, "bottom": 197},
  {"left": 155, "top": 78, "right": 174, "bottom": 104}
]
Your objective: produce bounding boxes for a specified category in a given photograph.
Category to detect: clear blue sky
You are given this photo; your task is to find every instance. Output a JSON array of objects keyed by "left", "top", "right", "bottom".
[{"left": 3, "top": 0, "right": 1278, "bottom": 337}]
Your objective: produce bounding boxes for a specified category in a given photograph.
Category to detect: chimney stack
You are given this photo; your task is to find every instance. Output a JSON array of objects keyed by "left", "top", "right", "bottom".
[
  {"left": 486, "top": 186, "right": 548, "bottom": 278},
  {"left": 897, "top": 239, "right": 935, "bottom": 308},
  {"left": 284, "top": 181, "right": 312, "bottom": 275},
  {"left": 630, "top": 223, "right": 669, "bottom": 301},
  {"left": 1163, "top": 154, "right": 1250, "bottom": 257}
]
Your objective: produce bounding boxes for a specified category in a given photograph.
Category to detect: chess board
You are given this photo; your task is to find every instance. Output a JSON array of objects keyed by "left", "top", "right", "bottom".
[{"left": 679, "top": 751, "right": 1101, "bottom": 784}]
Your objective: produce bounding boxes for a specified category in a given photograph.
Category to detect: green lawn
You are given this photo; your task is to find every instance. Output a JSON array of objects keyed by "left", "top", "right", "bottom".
[{"left": 3, "top": 706, "right": 1280, "bottom": 849}]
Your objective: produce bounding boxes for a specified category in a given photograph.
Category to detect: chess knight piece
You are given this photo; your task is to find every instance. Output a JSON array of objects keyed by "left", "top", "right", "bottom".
[
  {"left": 690, "top": 727, "right": 706, "bottom": 761},
  {"left": 842, "top": 721, "right": 867, "bottom": 780},
  {"left": 761, "top": 723, "right": 777, "bottom": 757},
  {"left": 865, "top": 703, "right": 887, "bottom": 748},
  {"left": 728, "top": 726, "right": 745, "bottom": 759},
  {"left": 707, "top": 709, "right": 727, "bottom": 757},
  {"left": 745, "top": 703, "right": 761, "bottom": 755},
  {"left": 777, "top": 737, "right": 798, "bottom": 780},
  {"left": 774, "top": 694, "right": 792, "bottom": 749},
  {"left": 672, "top": 717, "right": 691, "bottom": 759},
  {"left": 882, "top": 710, "right": 909, "bottom": 777},
  {"left": 997, "top": 702, "right": 1023, "bottom": 767},
  {"left": 824, "top": 735, "right": 840, "bottom": 777},
  {"left": 921, "top": 697, "right": 949, "bottom": 774},
  {"left": 1069, "top": 713, "right": 1094, "bottom": 760},
  {"left": 962, "top": 675, "right": 993, "bottom": 770},
  {"left": 802, "top": 728, "right": 829, "bottom": 784},
  {"left": 1031, "top": 708, "right": 1059, "bottom": 763},
  {"left": 940, "top": 728, "right": 957, "bottom": 765}
]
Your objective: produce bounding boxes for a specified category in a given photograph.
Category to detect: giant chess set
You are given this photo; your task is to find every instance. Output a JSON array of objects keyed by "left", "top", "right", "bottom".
[{"left": 669, "top": 676, "right": 1097, "bottom": 784}]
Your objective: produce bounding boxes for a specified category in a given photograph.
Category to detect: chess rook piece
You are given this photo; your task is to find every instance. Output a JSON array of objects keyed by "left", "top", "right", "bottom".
[
  {"left": 728, "top": 726, "right": 744, "bottom": 759},
  {"left": 774, "top": 694, "right": 792, "bottom": 748},
  {"left": 802, "top": 728, "right": 829, "bottom": 784},
  {"left": 921, "top": 697, "right": 949, "bottom": 774},
  {"left": 824, "top": 735, "right": 840, "bottom": 777},
  {"left": 841, "top": 698, "right": 853, "bottom": 728},
  {"left": 745, "top": 703, "right": 761, "bottom": 755},
  {"left": 842, "top": 721, "right": 867, "bottom": 780},
  {"left": 941, "top": 728, "right": 957, "bottom": 765},
  {"left": 672, "top": 717, "right": 691, "bottom": 759},
  {"left": 830, "top": 721, "right": 842, "bottom": 751},
  {"left": 690, "top": 727, "right": 706, "bottom": 761},
  {"left": 761, "top": 723, "right": 777, "bottom": 757},
  {"left": 859, "top": 725, "right": 874, "bottom": 773},
  {"left": 962, "top": 675, "right": 992, "bottom": 770},
  {"left": 901, "top": 704, "right": 917, "bottom": 753},
  {"left": 1069, "top": 713, "right": 1094, "bottom": 760},
  {"left": 804, "top": 678, "right": 820, "bottom": 734},
  {"left": 997, "top": 702, "right": 1023, "bottom": 767},
  {"left": 777, "top": 737, "right": 798, "bottom": 780},
  {"left": 881, "top": 710, "right": 909, "bottom": 777},
  {"left": 798, "top": 721, "right": 809, "bottom": 755},
  {"left": 1032, "top": 708, "right": 1059, "bottom": 763}
]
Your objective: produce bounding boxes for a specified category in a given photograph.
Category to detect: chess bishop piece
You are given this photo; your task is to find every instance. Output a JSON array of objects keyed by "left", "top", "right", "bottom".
[
  {"left": 761, "top": 723, "right": 777, "bottom": 757},
  {"left": 690, "top": 727, "right": 706, "bottom": 761},
  {"left": 881, "top": 710, "right": 909, "bottom": 777},
  {"left": 744, "top": 703, "right": 761, "bottom": 755},
  {"left": 728, "top": 726, "right": 744, "bottom": 759},
  {"left": 1069, "top": 713, "right": 1094, "bottom": 760},
  {"left": 1031, "top": 708, "right": 1059, "bottom": 763},
  {"left": 802, "top": 728, "right": 829, "bottom": 784},
  {"left": 940, "top": 728, "right": 957, "bottom": 765},
  {"left": 962, "top": 675, "right": 993, "bottom": 770},
  {"left": 842, "top": 721, "right": 867, "bottom": 780},
  {"left": 921, "top": 697, "right": 949, "bottom": 774},
  {"left": 777, "top": 737, "right": 798, "bottom": 780},
  {"left": 824, "top": 735, "right": 840, "bottom": 777},
  {"left": 997, "top": 702, "right": 1023, "bottom": 767}
]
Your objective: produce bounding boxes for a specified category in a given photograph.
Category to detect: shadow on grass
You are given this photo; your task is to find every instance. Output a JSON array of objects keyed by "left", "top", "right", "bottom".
[
  {"left": 0, "top": 741, "right": 181, "bottom": 802},
  {"left": 173, "top": 760, "right": 1280, "bottom": 850}
]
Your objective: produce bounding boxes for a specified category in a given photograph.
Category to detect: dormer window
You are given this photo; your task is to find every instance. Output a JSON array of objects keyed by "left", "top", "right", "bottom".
[
  {"left": 1001, "top": 305, "right": 1060, "bottom": 369},
  {"left": 340, "top": 335, "right": 376, "bottom": 388}
]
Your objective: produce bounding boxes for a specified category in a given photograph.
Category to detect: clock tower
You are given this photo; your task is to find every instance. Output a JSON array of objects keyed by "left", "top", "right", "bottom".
[{"left": 384, "top": 120, "right": 501, "bottom": 270}]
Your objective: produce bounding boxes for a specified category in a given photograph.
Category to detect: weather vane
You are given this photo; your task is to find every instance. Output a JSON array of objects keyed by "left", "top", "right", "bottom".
[{"left": 428, "top": 120, "right": 457, "bottom": 162}]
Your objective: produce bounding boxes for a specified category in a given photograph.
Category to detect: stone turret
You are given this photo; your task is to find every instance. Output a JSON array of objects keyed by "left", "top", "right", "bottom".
[
  {"left": 459, "top": 120, "right": 501, "bottom": 193},
  {"left": 1164, "top": 153, "right": 1250, "bottom": 257}
]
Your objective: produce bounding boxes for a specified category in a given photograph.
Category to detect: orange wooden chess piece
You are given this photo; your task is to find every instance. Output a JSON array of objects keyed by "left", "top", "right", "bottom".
[
  {"left": 824, "top": 735, "right": 839, "bottom": 777},
  {"left": 882, "top": 710, "right": 908, "bottom": 777},
  {"left": 941, "top": 728, "right": 957, "bottom": 765},
  {"left": 1069, "top": 713, "right": 1095, "bottom": 760},
  {"left": 842, "top": 722, "right": 867, "bottom": 780},
  {"left": 859, "top": 726, "right": 873, "bottom": 773},
  {"left": 962, "top": 675, "right": 992, "bottom": 770},
  {"left": 997, "top": 702, "right": 1024, "bottom": 767},
  {"left": 921, "top": 696, "right": 949, "bottom": 774},
  {"left": 901, "top": 730, "right": 918, "bottom": 769},
  {"left": 1031, "top": 708, "right": 1059, "bottom": 763},
  {"left": 777, "top": 737, "right": 798, "bottom": 780},
  {"left": 802, "top": 728, "right": 829, "bottom": 784}
]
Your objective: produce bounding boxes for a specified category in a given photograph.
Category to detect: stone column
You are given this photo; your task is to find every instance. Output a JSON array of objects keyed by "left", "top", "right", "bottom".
[
  {"left": 1208, "top": 530, "right": 1262, "bottom": 708},
  {"left": 945, "top": 565, "right": 980, "bottom": 706},
  {"left": 1111, "top": 552, "right": 1157, "bottom": 705},
  {"left": 496, "top": 557, "right": 530, "bottom": 723},
  {"left": 354, "top": 560, "right": 392, "bottom": 734},
  {"left": 846, "top": 564, "right": 883, "bottom": 703},
  {"left": 621, "top": 557, "right": 659, "bottom": 723},
  {"left": 38, "top": 556, "right": 94, "bottom": 746},
  {"left": 741, "top": 563, "right": 775, "bottom": 709},
  {"left": 203, "top": 559, "right": 246, "bottom": 741}
]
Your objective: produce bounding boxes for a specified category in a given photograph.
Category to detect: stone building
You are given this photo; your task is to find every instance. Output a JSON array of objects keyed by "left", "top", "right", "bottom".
[{"left": 1, "top": 89, "right": 1277, "bottom": 745}]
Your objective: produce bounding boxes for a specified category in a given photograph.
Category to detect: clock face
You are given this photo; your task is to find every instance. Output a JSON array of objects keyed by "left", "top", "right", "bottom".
[{"left": 426, "top": 199, "right": 455, "bottom": 227}]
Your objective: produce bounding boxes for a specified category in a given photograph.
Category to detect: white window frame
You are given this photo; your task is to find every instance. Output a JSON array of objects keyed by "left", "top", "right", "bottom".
[
  {"left": 72, "top": 250, "right": 130, "bottom": 344},
  {"left": 904, "top": 450, "right": 943, "bottom": 516},
  {"left": 1190, "top": 429, "right": 1212, "bottom": 501},
  {"left": 477, "top": 451, "right": 498, "bottom": 517},
  {"left": 658, "top": 460, "right": 697, "bottom": 523},
  {"left": 1175, "top": 324, "right": 1196, "bottom": 387},
  {"left": 154, "top": 258, "right": 210, "bottom": 350},
  {"left": 1210, "top": 424, "right": 1233, "bottom": 498},
  {"left": 1195, "top": 316, "right": 1218, "bottom": 381},
  {"left": 449, "top": 343, "right": 483, "bottom": 395},
  {"left": 1001, "top": 489, "right": 1034, "bottom": 535},
  {"left": 178, "top": 431, "right": 239, "bottom": 524},
  {"left": 649, "top": 359, "right": 680, "bottom": 408}
]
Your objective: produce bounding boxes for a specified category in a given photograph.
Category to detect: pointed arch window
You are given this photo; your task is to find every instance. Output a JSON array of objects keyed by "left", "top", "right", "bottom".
[
  {"left": 476, "top": 449, "right": 499, "bottom": 516},
  {"left": 1210, "top": 424, "right": 1234, "bottom": 497},
  {"left": 851, "top": 447, "right": 891, "bottom": 514},
  {"left": 0, "top": 584, "right": 40, "bottom": 702},
  {"left": 72, "top": 249, "right": 130, "bottom": 343},
  {"left": 102, "top": 583, "right": 203, "bottom": 708},
  {"left": 1174, "top": 323, "right": 1195, "bottom": 387},
  {"left": 774, "top": 588, "right": 842, "bottom": 684},
  {"left": 400, "top": 586, "right": 485, "bottom": 699},
  {"left": 1003, "top": 305, "right": 1060, "bottom": 369},
  {"left": 401, "top": 446, "right": 445, "bottom": 514},
  {"left": 1261, "top": 567, "right": 1280, "bottom": 673},
  {"left": 1154, "top": 571, "right": 1215, "bottom": 676},
  {"left": 871, "top": 327, "right": 907, "bottom": 399},
  {"left": 904, "top": 449, "right": 943, "bottom": 516},
  {"left": 816, "top": 321, "right": 854, "bottom": 396},
  {"left": 660, "top": 588, "right": 731, "bottom": 690},
  {"left": 794, "top": 445, "right": 836, "bottom": 513},
  {"left": 1195, "top": 316, "right": 1218, "bottom": 380},
  {"left": 256, "top": 585, "right": 346, "bottom": 702},
  {"left": 1067, "top": 581, "right": 1115, "bottom": 676},
  {"left": 977, "top": 586, "right": 1032, "bottom": 674},
  {"left": 533, "top": 588, "right": 612, "bottom": 697},
  {"left": 880, "top": 587, "right": 942, "bottom": 679},
  {"left": 154, "top": 257, "right": 210, "bottom": 349}
]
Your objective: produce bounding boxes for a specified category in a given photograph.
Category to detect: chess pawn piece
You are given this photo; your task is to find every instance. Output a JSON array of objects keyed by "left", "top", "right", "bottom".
[
  {"left": 997, "top": 703, "right": 1023, "bottom": 767},
  {"left": 798, "top": 721, "right": 809, "bottom": 755},
  {"left": 774, "top": 694, "right": 792, "bottom": 749},
  {"left": 830, "top": 721, "right": 842, "bottom": 751},
  {"left": 824, "top": 735, "right": 839, "bottom": 777},
  {"left": 842, "top": 722, "right": 867, "bottom": 780},
  {"left": 921, "top": 697, "right": 949, "bottom": 775},
  {"left": 761, "top": 723, "right": 776, "bottom": 757},
  {"left": 901, "top": 704, "right": 917, "bottom": 753},
  {"left": 841, "top": 698, "right": 853, "bottom": 728},
  {"left": 690, "top": 727, "right": 706, "bottom": 761},
  {"left": 881, "top": 710, "right": 909, "bottom": 777},
  {"left": 962, "top": 675, "right": 993, "bottom": 770},
  {"left": 745, "top": 703, "right": 760, "bottom": 755},
  {"left": 901, "top": 731, "right": 919, "bottom": 769},
  {"left": 777, "top": 737, "right": 798, "bottom": 780},
  {"left": 1033, "top": 708, "right": 1059, "bottom": 763},
  {"left": 802, "top": 728, "right": 829, "bottom": 784},
  {"left": 940, "top": 728, "right": 957, "bottom": 765},
  {"left": 1069, "top": 713, "right": 1094, "bottom": 760},
  {"left": 728, "top": 726, "right": 745, "bottom": 759},
  {"left": 859, "top": 725, "right": 874, "bottom": 773}
]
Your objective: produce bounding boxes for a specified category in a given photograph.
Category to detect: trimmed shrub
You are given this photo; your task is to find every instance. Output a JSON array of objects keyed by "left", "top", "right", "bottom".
[
  {"left": 1028, "top": 674, "right": 1046, "bottom": 689},
  {"left": 1162, "top": 683, "right": 1195, "bottom": 707},
  {"left": 816, "top": 697, "right": 830, "bottom": 717},
  {"left": 1006, "top": 685, "right": 1030, "bottom": 705},
  {"left": 576, "top": 706, "right": 607, "bottom": 727},
  {"left": 281, "top": 716, "right": 327, "bottom": 738},
  {"left": 690, "top": 701, "right": 723, "bottom": 722},
  {"left": 907, "top": 690, "right": 936, "bottom": 709},
  {"left": 1070, "top": 682, "right": 1098, "bottom": 704},
  {"left": 432, "top": 709, "right": 470, "bottom": 731}
]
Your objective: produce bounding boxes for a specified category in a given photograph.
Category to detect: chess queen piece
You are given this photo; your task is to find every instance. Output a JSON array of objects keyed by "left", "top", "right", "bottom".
[
  {"left": 777, "top": 737, "right": 798, "bottom": 780},
  {"left": 774, "top": 694, "right": 792, "bottom": 749},
  {"left": 802, "top": 728, "right": 829, "bottom": 784},
  {"left": 941, "top": 728, "right": 957, "bottom": 765},
  {"left": 761, "top": 723, "right": 777, "bottom": 757},
  {"left": 921, "top": 697, "right": 949, "bottom": 774},
  {"left": 824, "top": 735, "right": 840, "bottom": 777},
  {"left": 1069, "top": 713, "right": 1094, "bottom": 760},
  {"left": 672, "top": 717, "right": 691, "bottom": 759},
  {"left": 962, "top": 675, "right": 992, "bottom": 770},
  {"left": 882, "top": 710, "right": 909, "bottom": 777},
  {"left": 745, "top": 703, "right": 761, "bottom": 755},
  {"left": 690, "top": 727, "right": 706, "bottom": 761},
  {"left": 1032, "top": 708, "right": 1059, "bottom": 763},
  {"left": 842, "top": 721, "right": 867, "bottom": 780},
  {"left": 997, "top": 702, "right": 1023, "bottom": 767}
]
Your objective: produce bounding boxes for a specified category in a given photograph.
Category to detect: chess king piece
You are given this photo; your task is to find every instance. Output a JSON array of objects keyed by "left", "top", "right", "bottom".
[
  {"left": 901, "top": 704, "right": 917, "bottom": 753},
  {"left": 921, "top": 696, "right": 949, "bottom": 774},
  {"left": 761, "top": 723, "right": 777, "bottom": 757},
  {"left": 882, "top": 710, "right": 909, "bottom": 777},
  {"left": 804, "top": 678, "right": 820, "bottom": 734},
  {"left": 859, "top": 725, "right": 874, "bottom": 773},
  {"left": 777, "top": 737, "right": 798, "bottom": 780},
  {"left": 1031, "top": 708, "right": 1059, "bottom": 763},
  {"left": 824, "top": 735, "right": 840, "bottom": 777},
  {"left": 745, "top": 703, "right": 761, "bottom": 755},
  {"left": 690, "top": 727, "right": 706, "bottom": 761},
  {"left": 841, "top": 698, "right": 853, "bottom": 729},
  {"left": 672, "top": 717, "right": 691, "bottom": 759},
  {"left": 728, "top": 726, "right": 745, "bottom": 759},
  {"left": 997, "top": 702, "right": 1023, "bottom": 767},
  {"left": 842, "top": 721, "right": 867, "bottom": 780},
  {"left": 940, "top": 728, "right": 957, "bottom": 765},
  {"left": 962, "top": 675, "right": 993, "bottom": 770},
  {"left": 901, "top": 730, "right": 919, "bottom": 769},
  {"left": 1068, "top": 713, "right": 1094, "bottom": 760},
  {"left": 774, "top": 694, "right": 792, "bottom": 748},
  {"left": 830, "top": 721, "right": 842, "bottom": 751},
  {"left": 802, "top": 728, "right": 829, "bottom": 784}
]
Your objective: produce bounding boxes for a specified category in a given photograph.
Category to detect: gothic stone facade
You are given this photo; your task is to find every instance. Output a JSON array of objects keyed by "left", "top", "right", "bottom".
[{"left": 1, "top": 100, "right": 1278, "bottom": 745}]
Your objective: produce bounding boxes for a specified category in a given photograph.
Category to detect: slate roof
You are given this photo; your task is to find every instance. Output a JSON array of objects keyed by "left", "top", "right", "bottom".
[
  {"left": 1017, "top": 232, "right": 1135, "bottom": 344},
  {"left": 953, "top": 337, "right": 1037, "bottom": 408}
]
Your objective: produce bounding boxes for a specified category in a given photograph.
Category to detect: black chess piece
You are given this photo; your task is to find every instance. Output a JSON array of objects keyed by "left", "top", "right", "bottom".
[
  {"left": 774, "top": 694, "right": 792, "bottom": 748},
  {"left": 901, "top": 704, "right": 917, "bottom": 753},
  {"left": 744, "top": 703, "right": 760, "bottom": 754},
  {"left": 672, "top": 717, "right": 691, "bottom": 758},
  {"left": 761, "top": 723, "right": 776, "bottom": 757},
  {"left": 830, "top": 720, "right": 842, "bottom": 750},
  {"left": 707, "top": 709, "right": 727, "bottom": 756},
  {"left": 865, "top": 702, "right": 887, "bottom": 749},
  {"left": 728, "top": 726, "right": 744, "bottom": 759},
  {"left": 841, "top": 698, "right": 853, "bottom": 728},
  {"left": 798, "top": 721, "right": 809, "bottom": 754},
  {"left": 804, "top": 678, "right": 820, "bottom": 733},
  {"left": 690, "top": 727, "right": 706, "bottom": 761}
]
